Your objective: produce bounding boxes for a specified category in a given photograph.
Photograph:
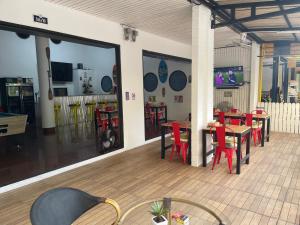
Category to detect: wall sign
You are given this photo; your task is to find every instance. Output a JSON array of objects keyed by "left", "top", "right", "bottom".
[
  {"left": 158, "top": 59, "right": 168, "bottom": 83},
  {"left": 101, "top": 76, "right": 113, "bottom": 93},
  {"left": 33, "top": 15, "right": 48, "bottom": 24},
  {"left": 224, "top": 91, "right": 232, "bottom": 97}
]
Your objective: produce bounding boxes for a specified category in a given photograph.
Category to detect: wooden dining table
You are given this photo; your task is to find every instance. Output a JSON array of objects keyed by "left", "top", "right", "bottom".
[
  {"left": 214, "top": 112, "right": 271, "bottom": 147},
  {"left": 160, "top": 121, "right": 191, "bottom": 165},
  {"left": 202, "top": 125, "right": 251, "bottom": 174}
]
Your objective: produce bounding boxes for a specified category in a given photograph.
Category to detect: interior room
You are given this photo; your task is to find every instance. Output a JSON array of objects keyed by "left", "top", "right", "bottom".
[
  {"left": 1, "top": 0, "right": 300, "bottom": 225},
  {"left": 143, "top": 51, "right": 191, "bottom": 140},
  {"left": 0, "top": 28, "right": 123, "bottom": 186}
]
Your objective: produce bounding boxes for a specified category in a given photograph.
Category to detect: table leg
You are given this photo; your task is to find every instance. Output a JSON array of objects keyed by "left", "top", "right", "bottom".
[
  {"left": 267, "top": 118, "right": 270, "bottom": 142},
  {"left": 108, "top": 112, "right": 113, "bottom": 129},
  {"left": 261, "top": 119, "right": 266, "bottom": 147},
  {"left": 161, "top": 126, "right": 166, "bottom": 159},
  {"left": 94, "top": 111, "right": 98, "bottom": 131},
  {"left": 236, "top": 135, "right": 241, "bottom": 174},
  {"left": 246, "top": 132, "right": 250, "bottom": 164},
  {"left": 202, "top": 131, "right": 207, "bottom": 167},
  {"left": 164, "top": 106, "right": 168, "bottom": 123},
  {"left": 155, "top": 108, "right": 159, "bottom": 126},
  {"left": 188, "top": 129, "right": 191, "bottom": 165}
]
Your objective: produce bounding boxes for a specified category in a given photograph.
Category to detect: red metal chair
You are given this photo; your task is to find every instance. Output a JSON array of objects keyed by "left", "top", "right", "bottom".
[
  {"left": 145, "top": 103, "right": 155, "bottom": 125},
  {"left": 230, "top": 108, "right": 240, "bottom": 113},
  {"left": 242, "top": 113, "right": 262, "bottom": 146},
  {"left": 212, "top": 126, "right": 237, "bottom": 174},
  {"left": 252, "top": 109, "right": 267, "bottom": 115},
  {"left": 218, "top": 112, "right": 225, "bottom": 125},
  {"left": 157, "top": 102, "right": 165, "bottom": 123},
  {"left": 95, "top": 108, "right": 108, "bottom": 131},
  {"left": 230, "top": 118, "right": 241, "bottom": 125},
  {"left": 170, "top": 122, "right": 189, "bottom": 164}
]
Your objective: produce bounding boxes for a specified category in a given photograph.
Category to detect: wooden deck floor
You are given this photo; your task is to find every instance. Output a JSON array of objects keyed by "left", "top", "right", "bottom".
[{"left": 0, "top": 132, "right": 300, "bottom": 224}]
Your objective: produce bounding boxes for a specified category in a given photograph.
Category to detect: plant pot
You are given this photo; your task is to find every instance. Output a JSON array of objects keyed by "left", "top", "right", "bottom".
[{"left": 152, "top": 216, "right": 168, "bottom": 225}]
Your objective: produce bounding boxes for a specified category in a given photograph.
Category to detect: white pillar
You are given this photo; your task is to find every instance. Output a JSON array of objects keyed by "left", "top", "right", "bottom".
[
  {"left": 250, "top": 42, "right": 260, "bottom": 111},
  {"left": 35, "top": 36, "right": 56, "bottom": 133},
  {"left": 191, "top": 4, "right": 214, "bottom": 167}
]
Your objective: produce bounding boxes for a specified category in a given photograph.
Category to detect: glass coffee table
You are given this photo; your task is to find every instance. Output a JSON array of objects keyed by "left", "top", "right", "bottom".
[{"left": 118, "top": 198, "right": 230, "bottom": 225}]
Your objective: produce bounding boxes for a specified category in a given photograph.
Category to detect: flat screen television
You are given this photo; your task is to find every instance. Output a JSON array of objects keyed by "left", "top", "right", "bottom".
[
  {"left": 214, "top": 66, "right": 244, "bottom": 88},
  {"left": 51, "top": 62, "right": 73, "bottom": 82}
]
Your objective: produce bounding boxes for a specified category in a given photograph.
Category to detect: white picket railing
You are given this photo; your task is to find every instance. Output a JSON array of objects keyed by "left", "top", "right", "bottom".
[{"left": 257, "top": 102, "right": 300, "bottom": 134}]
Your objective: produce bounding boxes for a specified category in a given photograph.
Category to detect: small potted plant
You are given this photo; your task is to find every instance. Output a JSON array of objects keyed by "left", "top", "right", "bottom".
[{"left": 150, "top": 201, "right": 168, "bottom": 225}]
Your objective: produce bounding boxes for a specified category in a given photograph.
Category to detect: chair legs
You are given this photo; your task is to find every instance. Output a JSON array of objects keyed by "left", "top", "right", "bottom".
[
  {"left": 212, "top": 148, "right": 233, "bottom": 174},
  {"left": 170, "top": 143, "right": 189, "bottom": 164}
]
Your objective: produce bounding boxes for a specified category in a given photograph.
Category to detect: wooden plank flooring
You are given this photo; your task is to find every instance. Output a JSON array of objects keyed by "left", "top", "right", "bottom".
[{"left": 0, "top": 132, "right": 300, "bottom": 224}]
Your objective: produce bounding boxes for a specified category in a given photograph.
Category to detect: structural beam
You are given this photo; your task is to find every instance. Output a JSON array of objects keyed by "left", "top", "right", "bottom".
[
  {"left": 193, "top": 0, "right": 262, "bottom": 43},
  {"left": 246, "top": 27, "right": 300, "bottom": 32},
  {"left": 215, "top": 6, "right": 300, "bottom": 28},
  {"left": 276, "top": 0, "right": 298, "bottom": 42},
  {"left": 215, "top": 0, "right": 300, "bottom": 9}
]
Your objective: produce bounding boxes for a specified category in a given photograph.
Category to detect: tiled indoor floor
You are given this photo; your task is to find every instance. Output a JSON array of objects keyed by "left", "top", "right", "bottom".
[{"left": 0, "top": 132, "right": 299, "bottom": 224}]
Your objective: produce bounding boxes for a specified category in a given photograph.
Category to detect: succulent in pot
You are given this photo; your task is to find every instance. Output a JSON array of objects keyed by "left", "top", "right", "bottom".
[{"left": 150, "top": 201, "right": 168, "bottom": 225}]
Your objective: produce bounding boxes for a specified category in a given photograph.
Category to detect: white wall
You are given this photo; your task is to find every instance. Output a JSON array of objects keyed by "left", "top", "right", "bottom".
[
  {"left": 214, "top": 46, "right": 252, "bottom": 112},
  {"left": 0, "top": 29, "right": 116, "bottom": 96},
  {"left": 0, "top": 0, "right": 191, "bottom": 152},
  {"left": 143, "top": 56, "right": 191, "bottom": 121}
]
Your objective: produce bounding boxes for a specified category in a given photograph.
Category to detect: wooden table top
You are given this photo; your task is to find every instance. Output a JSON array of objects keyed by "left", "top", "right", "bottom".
[
  {"left": 214, "top": 112, "right": 270, "bottom": 119},
  {"left": 99, "top": 110, "right": 118, "bottom": 113},
  {"left": 203, "top": 125, "right": 251, "bottom": 134},
  {"left": 161, "top": 121, "right": 191, "bottom": 129},
  {"left": 148, "top": 105, "right": 167, "bottom": 108}
]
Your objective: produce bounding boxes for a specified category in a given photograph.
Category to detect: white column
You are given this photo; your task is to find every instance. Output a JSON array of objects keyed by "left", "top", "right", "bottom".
[
  {"left": 250, "top": 42, "right": 261, "bottom": 111},
  {"left": 35, "top": 36, "right": 56, "bottom": 132},
  {"left": 191, "top": 4, "right": 214, "bottom": 167}
]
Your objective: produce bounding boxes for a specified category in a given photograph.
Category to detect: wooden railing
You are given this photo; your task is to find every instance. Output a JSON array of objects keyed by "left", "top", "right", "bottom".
[{"left": 257, "top": 102, "right": 300, "bottom": 134}]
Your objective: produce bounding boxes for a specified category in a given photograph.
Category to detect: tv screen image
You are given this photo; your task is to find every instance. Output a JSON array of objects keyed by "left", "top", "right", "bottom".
[
  {"left": 51, "top": 62, "right": 73, "bottom": 82},
  {"left": 214, "top": 66, "right": 244, "bottom": 88}
]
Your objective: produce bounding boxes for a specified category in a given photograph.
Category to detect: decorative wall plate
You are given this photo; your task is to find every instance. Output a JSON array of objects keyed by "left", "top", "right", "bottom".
[
  {"left": 158, "top": 59, "right": 168, "bottom": 83},
  {"left": 169, "top": 70, "right": 187, "bottom": 92},
  {"left": 144, "top": 73, "right": 158, "bottom": 92},
  {"left": 101, "top": 76, "right": 113, "bottom": 92}
]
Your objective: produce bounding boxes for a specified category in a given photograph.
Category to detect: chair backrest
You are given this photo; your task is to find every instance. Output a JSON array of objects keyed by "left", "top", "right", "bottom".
[
  {"left": 252, "top": 109, "right": 266, "bottom": 115},
  {"left": 172, "top": 122, "right": 181, "bottom": 146},
  {"left": 30, "top": 188, "right": 103, "bottom": 225},
  {"left": 230, "top": 118, "right": 241, "bottom": 125},
  {"left": 245, "top": 113, "right": 253, "bottom": 127},
  {"left": 230, "top": 108, "right": 238, "bottom": 113},
  {"left": 95, "top": 108, "right": 102, "bottom": 122},
  {"left": 216, "top": 126, "right": 226, "bottom": 149},
  {"left": 218, "top": 112, "right": 225, "bottom": 124}
]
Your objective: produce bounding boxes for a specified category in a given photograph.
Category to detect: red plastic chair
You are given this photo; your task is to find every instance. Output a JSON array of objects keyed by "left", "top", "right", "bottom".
[
  {"left": 242, "top": 113, "right": 262, "bottom": 146},
  {"left": 170, "top": 122, "right": 189, "bottom": 164},
  {"left": 252, "top": 109, "right": 267, "bottom": 115},
  {"left": 218, "top": 112, "right": 225, "bottom": 125},
  {"left": 212, "top": 126, "right": 237, "bottom": 174},
  {"left": 145, "top": 103, "right": 155, "bottom": 125},
  {"left": 95, "top": 108, "right": 108, "bottom": 131},
  {"left": 230, "top": 118, "right": 241, "bottom": 125}
]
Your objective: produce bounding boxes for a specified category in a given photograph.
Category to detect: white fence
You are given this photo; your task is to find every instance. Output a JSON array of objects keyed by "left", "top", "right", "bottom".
[{"left": 257, "top": 102, "right": 300, "bottom": 134}]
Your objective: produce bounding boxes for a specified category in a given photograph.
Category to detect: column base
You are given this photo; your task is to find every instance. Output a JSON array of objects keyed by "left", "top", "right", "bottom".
[{"left": 43, "top": 127, "right": 56, "bottom": 135}]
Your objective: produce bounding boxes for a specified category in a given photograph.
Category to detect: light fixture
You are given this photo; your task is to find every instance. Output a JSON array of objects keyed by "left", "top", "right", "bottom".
[
  {"left": 131, "top": 29, "right": 138, "bottom": 42},
  {"left": 123, "top": 27, "right": 131, "bottom": 41}
]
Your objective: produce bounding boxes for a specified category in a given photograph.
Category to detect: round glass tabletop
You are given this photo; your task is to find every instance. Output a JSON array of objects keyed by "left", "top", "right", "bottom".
[{"left": 118, "top": 198, "right": 230, "bottom": 225}]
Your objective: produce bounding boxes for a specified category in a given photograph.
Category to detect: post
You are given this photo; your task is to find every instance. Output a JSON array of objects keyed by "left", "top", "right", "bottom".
[
  {"left": 250, "top": 42, "right": 261, "bottom": 111},
  {"left": 35, "top": 36, "right": 56, "bottom": 134},
  {"left": 191, "top": 4, "right": 214, "bottom": 167}
]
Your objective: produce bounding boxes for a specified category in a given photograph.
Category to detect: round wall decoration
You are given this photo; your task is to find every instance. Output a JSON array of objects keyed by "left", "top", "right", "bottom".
[
  {"left": 169, "top": 70, "right": 187, "bottom": 92},
  {"left": 16, "top": 32, "right": 30, "bottom": 39},
  {"left": 51, "top": 39, "right": 62, "bottom": 44},
  {"left": 101, "top": 76, "right": 113, "bottom": 93},
  {"left": 158, "top": 59, "right": 168, "bottom": 83},
  {"left": 144, "top": 72, "right": 158, "bottom": 92}
]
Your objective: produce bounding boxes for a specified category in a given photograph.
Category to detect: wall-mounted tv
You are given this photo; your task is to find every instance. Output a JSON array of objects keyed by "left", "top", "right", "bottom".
[
  {"left": 51, "top": 61, "right": 73, "bottom": 82},
  {"left": 214, "top": 66, "right": 244, "bottom": 88}
]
